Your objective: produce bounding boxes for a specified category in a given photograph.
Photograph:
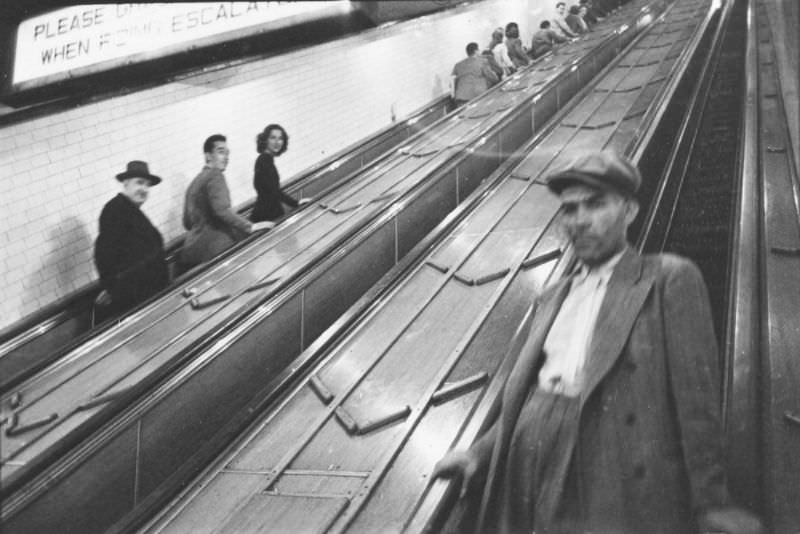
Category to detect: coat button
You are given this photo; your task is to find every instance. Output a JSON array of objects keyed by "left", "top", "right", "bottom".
[
  {"left": 634, "top": 464, "right": 646, "bottom": 478},
  {"left": 625, "top": 358, "right": 637, "bottom": 371},
  {"left": 625, "top": 413, "right": 636, "bottom": 425}
]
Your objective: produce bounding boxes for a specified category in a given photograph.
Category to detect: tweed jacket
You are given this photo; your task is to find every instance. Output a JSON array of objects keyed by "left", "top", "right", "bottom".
[
  {"left": 180, "top": 166, "right": 251, "bottom": 267},
  {"left": 471, "top": 249, "right": 730, "bottom": 533},
  {"left": 94, "top": 193, "right": 168, "bottom": 311},
  {"left": 452, "top": 56, "right": 499, "bottom": 102}
]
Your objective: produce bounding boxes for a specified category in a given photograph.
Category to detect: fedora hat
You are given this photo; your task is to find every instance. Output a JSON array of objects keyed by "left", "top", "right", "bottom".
[
  {"left": 116, "top": 160, "right": 162, "bottom": 186},
  {"left": 546, "top": 150, "right": 641, "bottom": 198}
]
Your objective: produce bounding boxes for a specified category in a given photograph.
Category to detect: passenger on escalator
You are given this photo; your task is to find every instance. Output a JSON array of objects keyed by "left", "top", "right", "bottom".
[
  {"left": 504, "top": 22, "right": 530, "bottom": 69},
  {"left": 94, "top": 161, "right": 168, "bottom": 318},
  {"left": 432, "top": 151, "right": 764, "bottom": 534},
  {"left": 451, "top": 42, "right": 499, "bottom": 107},
  {"left": 582, "top": 0, "right": 608, "bottom": 22},
  {"left": 488, "top": 27, "right": 515, "bottom": 77},
  {"left": 552, "top": 1, "right": 579, "bottom": 39},
  {"left": 180, "top": 134, "right": 273, "bottom": 269},
  {"left": 530, "top": 20, "right": 568, "bottom": 60},
  {"left": 250, "top": 124, "right": 310, "bottom": 224},
  {"left": 566, "top": 5, "right": 589, "bottom": 35}
]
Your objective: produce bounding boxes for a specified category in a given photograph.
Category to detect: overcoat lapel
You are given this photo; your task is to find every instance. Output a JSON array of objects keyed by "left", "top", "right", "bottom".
[
  {"left": 580, "top": 249, "right": 655, "bottom": 407},
  {"left": 476, "top": 277, "right": 572, "bottom": 533}
]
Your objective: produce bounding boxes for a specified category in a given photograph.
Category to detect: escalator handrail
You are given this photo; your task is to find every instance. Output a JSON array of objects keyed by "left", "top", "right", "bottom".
[{"left": 721, "top": 0, "right": 761, "bottom": 508}]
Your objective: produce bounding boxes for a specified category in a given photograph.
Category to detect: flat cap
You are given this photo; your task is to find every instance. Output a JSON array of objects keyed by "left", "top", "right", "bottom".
[{"left": 546, "top": 150, "right": 641, "bottom": 197}]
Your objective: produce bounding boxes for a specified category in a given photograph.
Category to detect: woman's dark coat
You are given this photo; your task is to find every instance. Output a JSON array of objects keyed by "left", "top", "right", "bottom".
[{"left": 250, "top": 152, "right": 298, "bottom": 223}]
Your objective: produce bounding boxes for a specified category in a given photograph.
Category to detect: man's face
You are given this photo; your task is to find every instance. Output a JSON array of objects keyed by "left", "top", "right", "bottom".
[
  {"left": 557, "top": 184, "right": 638, "bottom": 266},
  {"left": 557, "top": 3, "right": 566, "bottom": 15},
  {"left": 122, "top": 177, "right": 151, "bottom": 206},
  {"left": 206, "top": 141, "right": 230, "bottom": 171}
]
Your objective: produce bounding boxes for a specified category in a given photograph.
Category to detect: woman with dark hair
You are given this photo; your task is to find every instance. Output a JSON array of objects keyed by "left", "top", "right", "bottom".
[{"left": 250, "top": 124, "right": 309, "bottom": 223}]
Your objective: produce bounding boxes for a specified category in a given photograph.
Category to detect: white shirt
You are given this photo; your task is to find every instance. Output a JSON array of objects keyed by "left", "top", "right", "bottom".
[
  {"left": 537, "top": 249, "right": 626, "bottom": 397},
  {"left": 492, "top": 41, "right": 514, "bottom": 71}
]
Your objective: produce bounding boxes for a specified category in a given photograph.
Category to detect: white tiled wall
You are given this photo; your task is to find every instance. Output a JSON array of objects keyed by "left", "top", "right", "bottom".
[{"left": 0, "top": 0, "right": 549, "bottom": 329}]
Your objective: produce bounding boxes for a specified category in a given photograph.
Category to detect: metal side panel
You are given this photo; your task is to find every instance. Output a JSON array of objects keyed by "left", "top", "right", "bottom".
[
  {"left": 302, "top": 223, "right": 396, "bottom": 347},
  {"left": 2, "top": 424, "right": 138, "bottom": 534},
  {"left": 396, "top": 170, "right": 458, "bottom": 259},
  {"left": 136, "top": 293, "right": 303, "bottom": 500}
]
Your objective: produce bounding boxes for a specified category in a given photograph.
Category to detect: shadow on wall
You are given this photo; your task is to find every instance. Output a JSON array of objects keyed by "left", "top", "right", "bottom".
[
  {"left": 163, "top": 171, "right": 189, "bottom": 239},
  {"left": 22, "top": 217, "right": 93, "bottom": 317},
  {"left": 432, "top": 73, "right": 445, "bottom": 100}
]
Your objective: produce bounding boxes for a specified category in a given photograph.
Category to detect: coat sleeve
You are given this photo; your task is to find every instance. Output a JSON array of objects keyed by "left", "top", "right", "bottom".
[
  {"left": 482, "top": 59, "right": 500, "bottom": 84},
  {"left": 207, "top": 173, "right": 252, "bottom": 234},
  {"left": 95, "top": 203, "right": 127, "bottom": 285},
  {"left": 661, "top": 256, "right": 730, "bottom": 511}
]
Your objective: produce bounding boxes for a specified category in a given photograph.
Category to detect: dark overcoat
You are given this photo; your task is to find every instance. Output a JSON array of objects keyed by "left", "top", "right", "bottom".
[
  {"left": 94, "top": 193, "right": 168, "bottom": 313},
  {"left": 471, "top": 249, "right": 730, "bottom": 533},
  {"left": 250, "top": 152, "right": 298, "bottom": 223},
  {"left": 180, "top": 166, "right": 251, "bottom": 267}
]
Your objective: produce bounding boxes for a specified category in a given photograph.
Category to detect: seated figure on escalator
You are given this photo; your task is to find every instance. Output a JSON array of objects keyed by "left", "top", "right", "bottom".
[
  {"left": 250, "top": 124, "right": 310, "bottom": 224},
  {"left": 94, "top": 161, "right": 168, "bottom": 318}
]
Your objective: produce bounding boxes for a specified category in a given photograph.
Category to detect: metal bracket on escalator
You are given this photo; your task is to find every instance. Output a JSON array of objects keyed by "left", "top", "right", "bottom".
[
  {"left": 624, "top": 109, "right": 647, "bottom": 121},
  {"left": 521, "top": 249, "right": 562, "bottom": 270},
  {"left": 459, "top": 108, "right": 492, "bottom": 119},
  {"left": 245, "top": 277, "right": 280, "bottom": 293},
  {"left": 182, "top": 287, "right": 198, "bottom": 298},
  {"left": 309, "top": 375, "right": 335, "bottom": 405},
  {"left": 5, "top": 412, "right": 58, "bottom": 437},
  {"left": 580, "top": 121, "right": 617, "bottom": 130},
  {"left": 189, "top": 294, "right": 231, "bottom": 310},
  {"left": 783, "top": 411, "right": 800, "bottom": 427},
  {"left": 431, "top": 372, "right": 489, "bottom": 405},
  {"left": 76, "top": 386, "right": 135, "bottom": 411},
  {"left": 501, "top": 82, "right": 528, "bottom": 93},
  {"left": 369, "top": 192, "right": 397, "bottom": 204},
  {"left": 8, "top": 391, "right": 22, "bottom": 410},
  {"left": 319, "top": 203, "right": 362, "bottom": 214},
  {"left": 763, "top": 93, "right": 777, "bottom": 99},
  {"left": 453, "top": 267, "right": 510, "bottom": 287},
  {"left": 771, "top": 246, "right": 800, "bottom": 257},
  {"left": 613, "top": 85, "right": 641, "bottom": 94},
  {"left": 766, "top": 146, "right": 786, "bottom": 153},
  {"left": 425, "top": 260, "right": 449, "bottom": 274},
  {"left": 509, "top": 172, "right": 532, "bottom": 181},
  {"left": 334, "top": 404, "right": 411, "bottom": 436}
]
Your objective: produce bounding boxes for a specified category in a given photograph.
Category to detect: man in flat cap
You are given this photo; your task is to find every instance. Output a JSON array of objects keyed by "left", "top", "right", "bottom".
[
  {"left": 434, "top": 151, "right": 762, "bottom": 533},
  {"left": 94, "top": 160, "right": 169, "bottom": 320}
]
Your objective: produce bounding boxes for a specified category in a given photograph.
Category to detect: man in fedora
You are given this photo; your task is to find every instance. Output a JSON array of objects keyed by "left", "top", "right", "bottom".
[
  {"left": 94, "top": 160, "right": 169, "bottom": 319},
  {"left": 433, "top": 151, "right": 762, "bottom": 533}
]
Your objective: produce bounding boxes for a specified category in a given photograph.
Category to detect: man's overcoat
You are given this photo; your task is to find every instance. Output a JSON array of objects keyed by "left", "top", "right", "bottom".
[
  {"left": 180, "top": 166, "right": 251, "bottom": 267},
  {"left": 94, "top": 193, "right": 168, "bottom": 313},
  {"left": 470, "top": 249, "right": 730, "bottom": 533}
]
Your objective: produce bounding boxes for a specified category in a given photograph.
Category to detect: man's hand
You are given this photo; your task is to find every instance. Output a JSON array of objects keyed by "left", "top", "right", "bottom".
[
  {"left": 431, "top": 450, "right": 479, "bottom": 499},
  {"left": 95, "top": 290, "right": 113, "bottom": 307},
  {"left": 251, "top": 221, "right": 275, "bottom": 232},
  {"left": 697, "top": 506, "right": 764, "bottom": 534}
]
